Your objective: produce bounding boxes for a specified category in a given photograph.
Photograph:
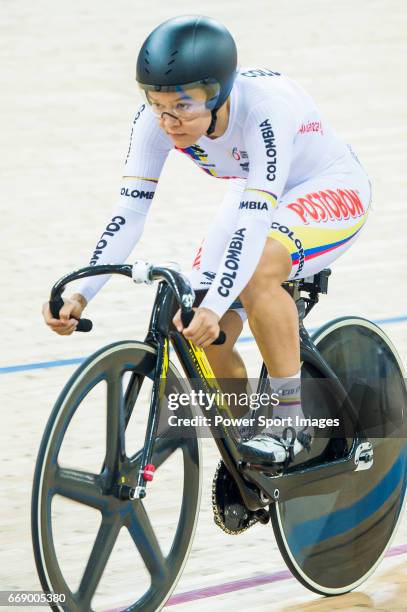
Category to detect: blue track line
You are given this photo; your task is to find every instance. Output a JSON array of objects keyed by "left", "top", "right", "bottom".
[
  {"left": 0, "top": 358, "right": 85, "bottom": 374},
  {"left": 1, "top": 315, "right": 406, "bottom": 375}
]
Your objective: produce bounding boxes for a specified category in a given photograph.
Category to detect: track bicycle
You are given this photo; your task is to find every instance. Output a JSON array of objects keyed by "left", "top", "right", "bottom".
[{"left": 32, "top": 261, "right": 407, "bottom": 610}]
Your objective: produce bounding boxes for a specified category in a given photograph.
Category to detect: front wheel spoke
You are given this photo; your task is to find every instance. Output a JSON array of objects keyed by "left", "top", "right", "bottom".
[
  {"left": 124, "top": 373, "right": 145, "bottom": 427},
  {"left": 54, "top": 468, "right": 105, "bottom": 510},
  {"left": 153, "top": 437, "right": 183, "bottom": 469},
  {"left": 105, "top": 372, "right": 125, "bottom": 472},
  {"left": 127, "top": 502, "right": 166, "bottom": 579},
  {"left": 77, "top": 516, "right": 122, "bottom": 606}
]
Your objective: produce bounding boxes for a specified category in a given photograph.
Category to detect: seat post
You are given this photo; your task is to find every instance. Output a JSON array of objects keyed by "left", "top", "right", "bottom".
[{"left": 283, "top": 268, "right": 331, "bottom": 322}]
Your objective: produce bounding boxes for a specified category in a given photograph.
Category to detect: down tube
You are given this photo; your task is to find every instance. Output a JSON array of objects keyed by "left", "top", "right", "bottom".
[{"left": 170, "top": 333, "right": 241, "bottom": 461}]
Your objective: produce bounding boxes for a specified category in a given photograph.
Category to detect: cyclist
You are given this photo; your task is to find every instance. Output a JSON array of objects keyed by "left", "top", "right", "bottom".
[{"left": 42, "top": 15, "right": 372, "bottom": 465}]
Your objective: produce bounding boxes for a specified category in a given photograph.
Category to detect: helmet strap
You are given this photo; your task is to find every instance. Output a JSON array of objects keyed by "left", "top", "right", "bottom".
[{"left": 206, "top": 109, "right": 218, "bottom": 136}]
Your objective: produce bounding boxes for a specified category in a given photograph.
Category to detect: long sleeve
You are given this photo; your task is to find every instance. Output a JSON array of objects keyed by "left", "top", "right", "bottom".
[
  {"left": 76, "top": 204, "right": 149, "bottom": 302},
  {"left": 188, "top": 178, "right": 247, "bottom": 289},
  {"left": 200, "top": 99, "right": 297, "bottom": 318},
  {"left": 76, "top": 104, "right": 172, "bottom": 302}
]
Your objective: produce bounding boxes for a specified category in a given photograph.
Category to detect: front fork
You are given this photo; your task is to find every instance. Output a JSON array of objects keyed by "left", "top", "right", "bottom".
[{"left": 129, "top": 334, "right": 169, "bottom": 499}]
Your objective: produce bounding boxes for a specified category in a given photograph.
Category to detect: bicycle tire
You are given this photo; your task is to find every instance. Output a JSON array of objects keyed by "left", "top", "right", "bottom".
[
  {"left": 270, "top": 317, "right": 407, "bottom": 595},
  {"left": 31, "top": 340, "right": 202, "bottom": 611}
]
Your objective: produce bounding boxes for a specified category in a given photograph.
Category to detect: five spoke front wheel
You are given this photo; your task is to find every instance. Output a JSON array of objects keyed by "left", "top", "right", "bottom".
[{"left": 32, "top": 341, "right": 202, "bottom": 611}]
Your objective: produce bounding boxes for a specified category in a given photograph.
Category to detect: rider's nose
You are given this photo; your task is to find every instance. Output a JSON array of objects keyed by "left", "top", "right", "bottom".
[{"left": 160, "top": 112, "right": 181, "bottom": 127}]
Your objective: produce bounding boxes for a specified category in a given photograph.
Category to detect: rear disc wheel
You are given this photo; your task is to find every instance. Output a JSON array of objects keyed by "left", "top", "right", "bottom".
[{"left": 271, "top": 317, "right": 407, "bottom": 595}]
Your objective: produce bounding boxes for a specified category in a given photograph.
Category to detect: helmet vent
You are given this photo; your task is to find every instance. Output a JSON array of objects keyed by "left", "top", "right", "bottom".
[
  {"left": 167, "top": 59, "right": 175, "bottom": 66},
  {"left": 171, "top": 50, "right": 178, "bottom": 56},
  {"left": 164, "top": 69, "right": 173, "bottom": 75}
]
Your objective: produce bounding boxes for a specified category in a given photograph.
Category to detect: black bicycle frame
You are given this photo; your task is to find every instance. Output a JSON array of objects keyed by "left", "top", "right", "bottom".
[
  {"left": 49, "top": 263, "right": 363, "bottom": 510},
  {"left": 135, "top": 280, "right": 363, "bottom": 510}
]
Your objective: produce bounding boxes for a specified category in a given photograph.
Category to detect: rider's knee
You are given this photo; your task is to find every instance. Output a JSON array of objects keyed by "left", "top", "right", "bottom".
[
  {"left": 240, "top": 269, "right": 286, "bottom": 315},
  {"left": 240, "top": 238, "right": 291, "bottom": 313}
]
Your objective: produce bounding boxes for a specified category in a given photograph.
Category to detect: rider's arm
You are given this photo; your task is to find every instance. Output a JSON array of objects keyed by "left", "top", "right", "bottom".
[
  {"left": 189, "top": 178, "right": 247, "bottom": 290},
  {"left": 75, "top": 204, "right": 150, "bottom": 303},
  {"left": 76, "top": 105, "right": 171, "bottom": 302},
  {"left": 200, "top": 98, "right": 297, "bottom": 319}
]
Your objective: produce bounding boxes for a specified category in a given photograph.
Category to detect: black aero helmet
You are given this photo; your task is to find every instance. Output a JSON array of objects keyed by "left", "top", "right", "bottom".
[{"left": 136, "top": 15, "right": 238, "bottom": 134}]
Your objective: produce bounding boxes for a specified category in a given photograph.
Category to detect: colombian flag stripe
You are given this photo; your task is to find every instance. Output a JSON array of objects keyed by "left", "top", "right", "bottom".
[
  {"left": 122, "top": 175, "right": 159, "bottom": 183},
  {"left": 175, "top": 146, "right": 218, "bottom": 177},
  {"left": 291, "top": 226, "right": 362, "bottom": 264},
  {"left": 245, "top": 188, "right": 278, "bottom": 208}
]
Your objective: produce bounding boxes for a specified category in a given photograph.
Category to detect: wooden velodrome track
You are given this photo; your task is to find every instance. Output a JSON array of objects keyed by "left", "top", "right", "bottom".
[{"left": 1, "top": 0, "right": 407, "bottom": 609}]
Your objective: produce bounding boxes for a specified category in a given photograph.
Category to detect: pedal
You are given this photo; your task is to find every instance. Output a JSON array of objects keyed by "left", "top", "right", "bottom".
[{"left": 212, "top": 461, "right": 269, "bottom": 535}]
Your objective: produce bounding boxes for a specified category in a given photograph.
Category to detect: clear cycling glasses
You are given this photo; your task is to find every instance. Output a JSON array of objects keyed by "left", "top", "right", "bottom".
[{"left": 137, "top": 79, "right": 221, "bottom": 120}]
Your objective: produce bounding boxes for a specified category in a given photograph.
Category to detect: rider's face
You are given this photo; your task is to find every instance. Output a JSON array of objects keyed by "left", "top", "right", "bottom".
[{"left": 148, "top": 89, "right": 212, "bottom": 147}]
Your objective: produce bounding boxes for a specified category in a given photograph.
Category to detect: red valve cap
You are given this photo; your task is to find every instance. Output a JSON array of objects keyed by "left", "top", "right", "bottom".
[{"left": 143, "top": 464, "right": 156, "bottom": 481}]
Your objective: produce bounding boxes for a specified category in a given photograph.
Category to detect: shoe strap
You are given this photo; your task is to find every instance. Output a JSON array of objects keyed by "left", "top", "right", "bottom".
[
  {"left": 297, "top": 429, "right": 312, "bottom": 452},
  {"left": 281, "top": 426, "right": 297, "bottom": 447},
  {"left": 280, "top": 427, "right": 296, "bottom": 465}
]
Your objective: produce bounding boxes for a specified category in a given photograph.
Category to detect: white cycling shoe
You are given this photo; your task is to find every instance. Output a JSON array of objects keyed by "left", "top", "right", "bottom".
[{"left": 239, "top": 426, "right": 313, "bottom": 465}]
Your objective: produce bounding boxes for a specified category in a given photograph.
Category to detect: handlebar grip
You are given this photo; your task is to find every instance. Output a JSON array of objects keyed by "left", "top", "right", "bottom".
[
  {"left": 213, "top": 331, "right": 226, "bottom": 346},
  {"left": 49, "top": 296, "right": 64, "bottom": 319},
  {"left": 49, "top": 296, "right": 93, "bottom": 333},
  {"left": 180, "top": 310, "right": 226, "bottom": 346},
  {"left": 180, "top": 310, "right": 194, "bottom": 328},
  {"left": 76, "top": 318, "right": 93, "bottom": 333}
]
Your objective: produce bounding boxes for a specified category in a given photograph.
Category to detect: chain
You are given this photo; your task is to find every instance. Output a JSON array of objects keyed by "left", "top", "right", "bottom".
[{"left": 211, "top": 460, "right": 261, "bottom": 535}]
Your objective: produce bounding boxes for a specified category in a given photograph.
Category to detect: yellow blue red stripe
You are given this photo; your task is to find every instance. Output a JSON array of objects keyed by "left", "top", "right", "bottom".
[
  {"left": 245, "top": 188, "right": 278, "bottom": 208},
  {"left": 122, "top": 175, "right": 159, "bottom": 183},
  {"left": 269, "top": 213, "right": 368, "bottom": 267},
  {"left": 291, "top": 226, "right": 363, "bottom": 265}
]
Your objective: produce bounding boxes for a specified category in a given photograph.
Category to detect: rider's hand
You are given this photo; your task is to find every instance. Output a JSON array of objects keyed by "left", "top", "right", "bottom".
[
  {"left": 173, "top": 307, "right": 220, "bottom": 348},
  {"left": 42, "top": 293, "right": 87, "bottom": 336}
]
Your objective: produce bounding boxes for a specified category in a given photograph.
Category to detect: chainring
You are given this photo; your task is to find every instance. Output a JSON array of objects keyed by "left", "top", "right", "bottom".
[{"left": 212, "top": 460, "right": 269, "bottom": 535}]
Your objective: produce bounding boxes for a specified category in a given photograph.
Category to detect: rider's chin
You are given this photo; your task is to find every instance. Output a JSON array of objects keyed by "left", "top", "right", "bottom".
[
  {"left": 170, "top": 133, "right": 193, "bottom": 146},
  {"left": 168, "top": 133, "right": 185, "bottom": 139}
]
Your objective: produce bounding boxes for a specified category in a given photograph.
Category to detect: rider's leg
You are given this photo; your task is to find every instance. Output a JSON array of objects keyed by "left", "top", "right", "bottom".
[
  {"left": 204, "top": 310, "right": 250, "bottom": 419},
  {"left": 237, "top": 166, "right": 372, "bottom": 463},
  {"left": 205, "top": 239, "right": 304, "bottom": 435},
  {"left": 240, "top": 238, "right": 299, "bottom": 378},
  {"left": 237, "top": 237, "right": 311, "bottom": 462},
  {"left": 201, "top": 238, "right": 302, "bottom": 425},
  {"left": 203, "top": 310, "right": 245, "bottom": 378},
  {"left": 240, "top": 238, "right": 305, "bottom": 425}
]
